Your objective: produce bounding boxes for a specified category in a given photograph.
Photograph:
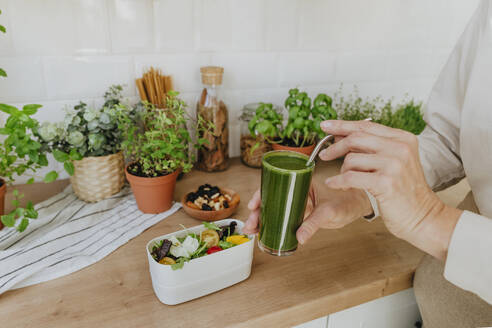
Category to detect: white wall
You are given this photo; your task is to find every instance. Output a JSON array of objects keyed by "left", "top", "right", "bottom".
[{"left": 0, "top": 0, "right": 480, "bottom": 182}]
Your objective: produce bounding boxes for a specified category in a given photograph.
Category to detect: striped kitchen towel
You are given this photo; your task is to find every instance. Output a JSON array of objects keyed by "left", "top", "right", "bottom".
[{"left": 0, "top": 186, "right": 181, "bottom": 295}]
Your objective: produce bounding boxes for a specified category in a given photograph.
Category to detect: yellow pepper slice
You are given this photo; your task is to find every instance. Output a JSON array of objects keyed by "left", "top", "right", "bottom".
[
  {"left": 226, "top": 235, "right": 250, "bottom": 245},
  {"left": 159, "top": 257, "right": 176, "bottom": 265}
]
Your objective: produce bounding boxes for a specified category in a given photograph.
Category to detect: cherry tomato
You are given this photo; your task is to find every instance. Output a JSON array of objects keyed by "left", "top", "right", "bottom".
[{"left": 206, "top": 246, "right": 223, "bottom": 254}]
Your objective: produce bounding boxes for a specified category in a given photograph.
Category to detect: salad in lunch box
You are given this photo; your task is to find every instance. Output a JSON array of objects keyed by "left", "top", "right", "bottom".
[{"left": 151, "top": 221, "right": 251, "bottom": 270}]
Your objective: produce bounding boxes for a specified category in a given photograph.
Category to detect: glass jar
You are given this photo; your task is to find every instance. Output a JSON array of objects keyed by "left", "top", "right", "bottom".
[
  {"left": 239, "top": 103, "right": 280, "bottom": 168},
  {"left": 196, "top": 66, "right": 229, "bottom": 172}
]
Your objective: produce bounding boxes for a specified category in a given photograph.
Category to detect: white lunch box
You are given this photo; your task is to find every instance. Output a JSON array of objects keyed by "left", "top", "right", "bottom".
[{"left": 146, "top": 219, "right": 255, "bottom": 305}]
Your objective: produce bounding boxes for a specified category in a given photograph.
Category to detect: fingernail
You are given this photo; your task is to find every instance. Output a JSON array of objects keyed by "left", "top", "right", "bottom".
[
  {"left": 319, "top": 149, "right": 327, "bottom": 159},
  {"left": 247, "top": 200, "right": 254, "bottom": 209},
  {"left": 321, "top": 121, "right": 332, "bottom": 129}
]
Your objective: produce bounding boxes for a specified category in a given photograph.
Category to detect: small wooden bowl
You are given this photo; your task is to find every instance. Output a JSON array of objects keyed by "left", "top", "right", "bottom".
[{"left": 181, "top": 188, "right": 240, "bottom": 222}]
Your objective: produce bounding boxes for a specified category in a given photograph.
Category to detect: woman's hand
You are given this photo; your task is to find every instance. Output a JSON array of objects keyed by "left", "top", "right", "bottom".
[
  {"left": 243, "top": 183, "right": 373, "bottom": 244},
  {"left": 319, "top": 120, "right": 462, "bottom": 260}
]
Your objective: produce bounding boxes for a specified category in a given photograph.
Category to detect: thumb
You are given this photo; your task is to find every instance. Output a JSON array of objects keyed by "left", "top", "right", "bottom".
[{"left": 296, "top": 206, "right": 326, "bottom": 245}]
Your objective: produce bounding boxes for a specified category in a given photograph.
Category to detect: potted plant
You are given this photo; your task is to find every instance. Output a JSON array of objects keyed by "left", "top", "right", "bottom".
[
  {"left": 0, "top": 104, "right": 58, "bottom": 231},
  {"left": 273, "top": 88, "right": 337, "bottom": 155},
  {"left": 241, "top": 103, "right": 283, "bottom": 168},
  {"left": 38, "top": 85, "right": 135, "bottom": 202},
  {"left": 116, "top": 91, "right": 208, "bottom": 214}
]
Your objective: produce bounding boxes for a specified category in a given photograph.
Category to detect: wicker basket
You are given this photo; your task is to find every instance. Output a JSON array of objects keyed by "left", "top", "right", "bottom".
[{"left": 70, "top": 152, "right": 125, "bottom": 203}]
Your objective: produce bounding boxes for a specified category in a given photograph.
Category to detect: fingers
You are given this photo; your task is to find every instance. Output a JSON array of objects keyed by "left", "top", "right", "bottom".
[
  {"left": 244, "top": 189, "right": 261, "bottom": 234},
  {"left": 243, "top": 208, "right": 260, "bottom": 234},
  {"left": 321, "top": 120, "right": 404, "bottom": 139},
  {"left": 248, "top": 189, "right": 261, "bottom": 210},
  {"left": 297, "top": 205, "right": 328, "bottom": 244},
  {"left": 319, "top": 132, "right": 395, "bottom": 161},
  {"left": 325, "top": 170, "right": 383, "bottom": 195},
  {"left": 341, "top": 153, "right": 386, "bottom": 173}
]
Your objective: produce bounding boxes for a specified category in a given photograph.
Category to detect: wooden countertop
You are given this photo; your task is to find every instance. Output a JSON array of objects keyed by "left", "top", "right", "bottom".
[{"left": 0, "top": 158, "right": 469, "bottom": 328}]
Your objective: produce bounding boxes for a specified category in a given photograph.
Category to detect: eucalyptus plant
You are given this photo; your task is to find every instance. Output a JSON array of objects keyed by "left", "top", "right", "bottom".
[{"left": 37, "top": 85, "right": 134, "bottom": 175}]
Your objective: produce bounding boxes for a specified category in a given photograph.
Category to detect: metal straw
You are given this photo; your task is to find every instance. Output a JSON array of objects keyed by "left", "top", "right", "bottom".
[{"left": 306, "top": 118, "right": 372, "bottom": 167}]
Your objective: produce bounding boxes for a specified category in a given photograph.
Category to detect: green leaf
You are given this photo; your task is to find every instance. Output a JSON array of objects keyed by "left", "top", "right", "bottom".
[
  {"left": 0, "top": 103, "right": 17, "bottom": 114},
  {"left": 38, "top": 154, "right": 48, "bottom": 166},
  {"left": 1, "top": 212, "right": 16, "bottom": 227},
  {"left": 0, "top": 25, "right": 5, "bottom": 33},
  {"left": 64, "top": 161, "right": 75, "bottom": 176},
  {"left": 0, "top": 68, "right": 6, "bottom": 77},
  {"left": 202, "top": 221, "right": 221, "bottom": 231},
  {"left": 69, "top": 149, "right": 83, "bottom": 161},
  {"left": 218, "top": 241, "right": 235, "bottom": 249},
  {"left": 44, "top": 171, "right": 58, "bottom": 183},
  {"left": 17, "top": 218, "right": 29, "bottom": 232},
  {"left": 22, "top": 104, "right": 42, "bottom": 115},
  {"left": 25, "top": 208, "right": 38, "bottom": 219},
  {"left": 11, "top": 198, "right": 19, "bottom": 208},
  {"left": 52, "top": 149, "right": 69, "bottom": 162},
  {"left": 26, "top": 178, "right": 35, "bottom": 185},
  {"left": 12, "top": 189, "right": 19, "bottom": 197}
]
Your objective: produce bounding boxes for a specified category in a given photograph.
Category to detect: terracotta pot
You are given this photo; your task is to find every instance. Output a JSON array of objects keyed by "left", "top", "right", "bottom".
[
  {"left": 125, "top": 164, "right": 179, "bottom": 214},
  {"left": 0, "top": 178, "right": 6, "bottom": 230},
  {"left": 272, "top": 143, "right": 316, "bottom": 156}
]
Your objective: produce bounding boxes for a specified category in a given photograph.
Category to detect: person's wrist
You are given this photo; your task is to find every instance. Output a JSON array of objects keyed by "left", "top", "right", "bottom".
[{"left": 406, "top": 198, "right": 462, "bottom": 261}]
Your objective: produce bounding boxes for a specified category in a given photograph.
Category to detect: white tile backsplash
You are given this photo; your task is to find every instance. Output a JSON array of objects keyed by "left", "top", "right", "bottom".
[
  {"left": 8, "top": 0, "right": 76, "bottom": 55},
  {"left": 108, "top": 0, "right": 154, "bottom": 53},
  {"left": 0, "top": 0, "right": 481, "bottom": 182},
  {"left": 265, "top": 0, "right": 299, "bottom": 51},
  {"left": 196, "top": 0, "right": 232, "bottom": 51},
  {"left": 0, "top": 56, "right": 45, "bottom": 102},
  {"left": 153, "top": 0, "right": 194, "bottom": 51},
  {"left": 278, "top": 52, "right": 336, "bottom": 87},
  {"left": 43, "top": 56, "right": 134, "bottom": 99},
  {"left": 211, "top": 52, "right": 278, "bottom": 89},
  {"left": 336, "top": 52, "right": 389, "bottom": 82},
  {"left": 0, "top": 0, "right": 14, "bottom": 56},
  {"left": 230, "top": 0, "right": 264, "bottom": 51},
  {"left": 73, "top": 0, "right": 110, "bottom": 55}
]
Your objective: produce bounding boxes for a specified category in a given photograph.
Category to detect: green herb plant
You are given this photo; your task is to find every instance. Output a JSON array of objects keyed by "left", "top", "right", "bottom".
[
  {"left": 117, "top": 91, "right": 210, "bottom": 177},
  {"left": 282, "top": 88, "right": 338, "bottom": 147},
  {"left": 0, "top": 104, "right": 59, "bottom": 231},
  {"left": 333, "top": 85, "right": 426, "bottom": 135},
  {"left": 37, "top": 85, "right": 134, "bottom": 175},
  {"left": 248, "top": 103, "right": 283, "bottom": 142}
]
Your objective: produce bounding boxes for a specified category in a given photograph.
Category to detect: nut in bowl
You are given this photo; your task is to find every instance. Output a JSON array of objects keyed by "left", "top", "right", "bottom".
[
  {"left": 181, "top": 184, "right": 240, "bottom": 221},
  {"left": 146, "top": 219, "right": 255, "bottom": 305}
]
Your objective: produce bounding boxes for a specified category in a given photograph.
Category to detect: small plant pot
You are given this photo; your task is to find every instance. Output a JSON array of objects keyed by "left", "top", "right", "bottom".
[
  {"left": 0, "top": 178, "right": 6, "bottom": 230},
  {"left": 125, "top": 164, "right": 179, "bottom": 214},
  {"left": 272, "top": 143, "right": 316, "bottom": 156},
  {"left": 70, "top": 152, "right": 125, "bottom": 203}
]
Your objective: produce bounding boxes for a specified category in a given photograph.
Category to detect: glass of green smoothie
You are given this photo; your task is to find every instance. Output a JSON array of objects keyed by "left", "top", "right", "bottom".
[{"left": 258, "top": 150, "right": 314, "bottom": 256}]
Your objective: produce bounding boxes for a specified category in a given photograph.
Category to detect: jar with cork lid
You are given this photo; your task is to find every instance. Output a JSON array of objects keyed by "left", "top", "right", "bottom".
[{"left": 196, "top": 66, "right": 229, "bottom": 172}]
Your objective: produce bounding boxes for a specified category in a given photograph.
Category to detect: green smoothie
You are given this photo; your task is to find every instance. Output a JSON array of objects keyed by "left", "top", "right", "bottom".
[{"left": 259, "top": 151, "right": 314, "bottom": 256}]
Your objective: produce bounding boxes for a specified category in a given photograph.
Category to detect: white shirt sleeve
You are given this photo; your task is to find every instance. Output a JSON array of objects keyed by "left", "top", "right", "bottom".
[
  {"left": 444, "top": 211, "right": 492, "bottom": 304},
  {"left": 418, "top": 0, "right": 492, "bottom": 303},
  {"left": 418, "top": 0, "right": 484, "bottom": 191}
]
